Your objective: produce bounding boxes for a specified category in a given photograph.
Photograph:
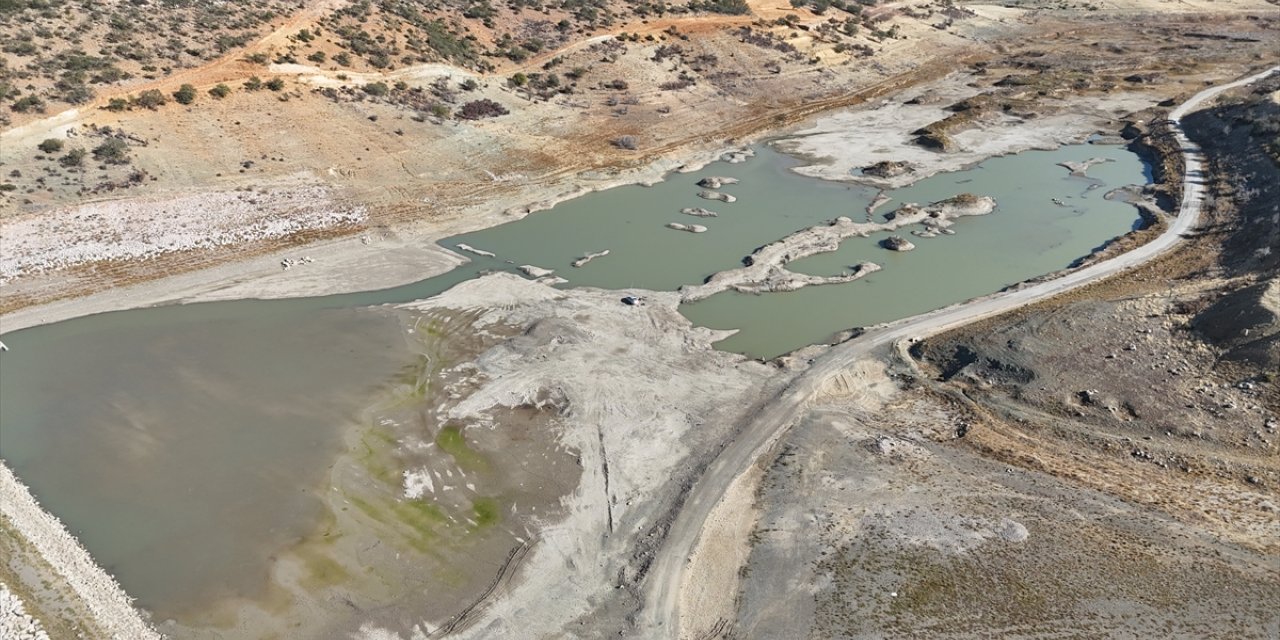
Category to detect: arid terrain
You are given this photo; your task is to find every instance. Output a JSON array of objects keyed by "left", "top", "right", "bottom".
[{"left": 1, "top": 0, "right": 1278, "bottom": 638}]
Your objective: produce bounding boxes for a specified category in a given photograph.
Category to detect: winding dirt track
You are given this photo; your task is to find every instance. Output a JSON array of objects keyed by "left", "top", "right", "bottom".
[{"left": 638, "top": 64, "right": 1280, "bottom": 638}]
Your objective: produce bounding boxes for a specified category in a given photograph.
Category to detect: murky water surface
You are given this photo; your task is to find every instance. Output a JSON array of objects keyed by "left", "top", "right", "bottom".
[{"left": 0, "top": 142, "right": 1147, "bottom": 628}]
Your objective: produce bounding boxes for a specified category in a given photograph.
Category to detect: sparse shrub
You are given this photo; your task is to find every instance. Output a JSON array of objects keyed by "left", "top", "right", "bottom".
[
  {"left": 11, "top": 95, "right": 45, "bottom": 113},
  {"left": 333, "top": 52, "right": 352, "bottom": 66},
  {"left": 456, "top": 98, "right": 508, "bottom": 120},
  {"left": 307, "top": 51, "right": 326, "bottom": 64},
  {"left": 93, "top": 138, "right": 130, "bottom": 164},
  {"left": 173, "top": 83, "right": 197, "bottom": 105},
  {"left": 460, "top": 78, "right": 479, "bottom": 91},
  {"left": 38, "top": 138, "right": 64, "bottom": 154},
  {"left": 105, "top": 97, "right": 128, "bottom": 111},
  {"left": 265, "top": 78, "right": 286, "bottom": 91},
  {"left": 612, "top": 135, "right": 638, "bottom": 150},
  {"left": 603, "top": 78, "right": 628, "bottom": 90},
  {"left": 509, "top": 72, "right": 527, "bottom": 87},
  {"left": 209, "top": 84, "right": 231, "bottom": 99},
  {"left": 244, "top": 76, "right": 264, "bottom": 91},
  {"left": 430, "top": 103, "right": 450, "bottom": 118},
  {"left": 362, "top": 81, "right": 389, "bottom": 96}
]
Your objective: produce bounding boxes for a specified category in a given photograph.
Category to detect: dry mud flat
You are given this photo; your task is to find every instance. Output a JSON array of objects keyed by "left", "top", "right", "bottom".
[
  {"left": 774, "top": 71, "right": 1160, "bottom": 189},
  {"left": 328, "top": 273, "right": 783, "bottom": 638}
]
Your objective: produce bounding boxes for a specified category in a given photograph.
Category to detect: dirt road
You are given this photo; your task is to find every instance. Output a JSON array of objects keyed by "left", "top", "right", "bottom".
[{"left": 639, "top": 64, "right": 1280, "bottom": 638}]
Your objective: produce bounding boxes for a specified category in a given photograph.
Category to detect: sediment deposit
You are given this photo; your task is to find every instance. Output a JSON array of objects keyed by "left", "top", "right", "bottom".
[
  {"left": 681, "top": 207, "right": 719, "bottom": 218},
  {"left": 698, "top": 190, "right": 737, "bottom": 203},
  {"left": 667, "top": 222, "right": 708, "bottom": 233},
  {"left": 681, "top": 195, "right": 994, "bottom": 302}
]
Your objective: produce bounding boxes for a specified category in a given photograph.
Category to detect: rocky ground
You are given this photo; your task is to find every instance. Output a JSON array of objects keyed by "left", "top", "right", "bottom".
[{"left": 0, "top": 582, "right": 51, "bottom": 640}]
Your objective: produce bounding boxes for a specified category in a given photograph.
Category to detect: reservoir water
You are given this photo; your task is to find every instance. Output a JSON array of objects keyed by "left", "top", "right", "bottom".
[{"left": 0, "top": 141, "right": 1148, "bottom": 631}]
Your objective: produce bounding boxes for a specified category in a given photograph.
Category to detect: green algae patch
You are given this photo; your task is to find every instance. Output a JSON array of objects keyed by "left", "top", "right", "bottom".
[
  {"left": 436, "top": 424, "right": 488, "bottom": 472},
  {"left": 298, "top": 547, "right": 350, "bottom": 590},
  {"left": 470, "top": 497, "right": 502, "bottom": 530}
]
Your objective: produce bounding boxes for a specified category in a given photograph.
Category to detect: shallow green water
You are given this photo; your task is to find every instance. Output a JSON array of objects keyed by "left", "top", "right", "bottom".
[
  {"left": 0, "top": 306, "right": 415, "bottom": 616},
  {"left": 680, "top": 144, "right": 1147, "bottom": 356},
  {"left": 0, "top": 141, "right": 1147, "bottom": 625}
]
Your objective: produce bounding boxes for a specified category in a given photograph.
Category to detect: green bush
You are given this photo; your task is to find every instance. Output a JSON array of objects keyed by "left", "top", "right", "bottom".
[
  {"left": 244, "top": 76, "right": 264, "bottom": 91},
  {"left": 38, "top": 138, "right": 64, "bottom": 154},
  {"left": 265, "top": 78, "right": 286, "bottom": 91},
  {"left": 173, "top": 83, "right": 197, "bottom": 105},
  {"left": 208, "top": 84, "right": 231, "bottom": 99},
  {"left": 105, "top": 97, "right": 129, "bottom": 111},
  {"left": 362, "top": 81, "right": 389, "bottom": 96},
  {"left": 307, "top": 51, "right": 326, "bottom": 64},
  {"left": 133, "top": 89, "right": 167, "bottom": 109}
]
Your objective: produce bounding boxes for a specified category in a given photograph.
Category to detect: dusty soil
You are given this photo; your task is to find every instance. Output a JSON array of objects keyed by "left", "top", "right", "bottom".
[{"left": 737, "top": 391, "right": 1280, "bottom": 638}]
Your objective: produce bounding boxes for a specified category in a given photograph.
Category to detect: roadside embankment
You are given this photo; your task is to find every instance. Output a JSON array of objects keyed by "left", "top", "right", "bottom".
[{"left": 0, "top": 464, "right": 159, "bottom": 640}]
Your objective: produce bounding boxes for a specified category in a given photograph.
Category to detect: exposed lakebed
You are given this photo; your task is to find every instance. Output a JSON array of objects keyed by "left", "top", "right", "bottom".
[{"left": 0, "top": 141, "right": 1149, "bottom": 636}]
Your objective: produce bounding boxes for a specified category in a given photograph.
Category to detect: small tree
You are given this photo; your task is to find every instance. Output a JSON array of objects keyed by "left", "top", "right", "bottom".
[
  {"left": 173, "top": 83, "right": 197, "bottom": 105},
  {"left": 208, "top": 84, "right": 231, "bottom": 99},
  {"left": 93, "top": 138, "right": 131, "bottom": 164},
  {"left": 38, "top": 138, "right": 64, "bottom": 154}
]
